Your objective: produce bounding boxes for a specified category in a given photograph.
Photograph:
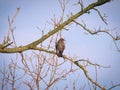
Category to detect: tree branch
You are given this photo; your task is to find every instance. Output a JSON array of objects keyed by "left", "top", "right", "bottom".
[
  {"left": 108, "top": 84, "right": 120, "bottom": 90},
  {"left": 0, "top": 0, "right": 111, "bottom": 53},
  {"left": 93, "top": 8, "right": 108, "bottom": 25},
  {"left": 25, "top": 46, "right": 108, "bottom": 90},
  {"left": 73, "top": 20, "right": 119, "bottom": 40}
]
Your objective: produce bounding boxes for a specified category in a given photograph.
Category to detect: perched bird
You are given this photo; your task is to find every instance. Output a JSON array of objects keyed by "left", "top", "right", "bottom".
[{"left": 55, "top": 38, "right": 65, "bottom": 57}]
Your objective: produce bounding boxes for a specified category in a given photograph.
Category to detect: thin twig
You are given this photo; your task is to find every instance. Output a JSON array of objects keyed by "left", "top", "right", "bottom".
[
  {"left": 93, "top": 8, "right": 108, "bottom": 25},
  {"left": 108, "top": 84, "right": 120, "bottom": 90}
]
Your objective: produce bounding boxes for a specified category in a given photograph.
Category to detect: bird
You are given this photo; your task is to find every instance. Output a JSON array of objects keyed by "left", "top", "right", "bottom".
[{"left": 55, "top": 38, "right": 65, "bottom": 57}]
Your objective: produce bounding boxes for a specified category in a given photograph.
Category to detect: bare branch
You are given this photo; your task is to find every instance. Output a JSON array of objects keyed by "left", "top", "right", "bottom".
[
  {"left": 74, "top": 61, "right": 105, "bottom": 90},
  {"left": 113, "top": 40, "right": 120, "bottom": 52},
  {"left": 75, "top": 59, "right": 110, "bottom": 68},
  {"left": 7, "top": 7, "right": 20, "bottom": 46},
  {"left": 73, "top": 0, "right": 84, "bottom": 11},
  {"left": 0, "top": 0, "right": 111, "bottom": 53},
  {"left": 62, "top": 55, "right": 106, "bottom": 90},
  {"left": 73, "top": 20, "right": 120, "bottom": 51},
  {"left": 93, "top": 8, "right": 108, "bottom": 25},
  {"left": 108, "top": 84, "right": 120, "bottom": 90},
  {"left": 1, "top": 1, "right": 118, "bottom": 90}
]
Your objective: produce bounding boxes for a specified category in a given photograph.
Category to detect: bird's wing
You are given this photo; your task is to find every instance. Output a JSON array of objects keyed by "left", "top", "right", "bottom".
[{"left": 55, "top": 42, "right": 59, "bottom": 54}]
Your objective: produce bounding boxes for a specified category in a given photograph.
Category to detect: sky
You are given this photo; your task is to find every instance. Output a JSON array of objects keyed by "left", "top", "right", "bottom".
[{"left": 0, "top": 0, "right": 120, "bottom": 90}]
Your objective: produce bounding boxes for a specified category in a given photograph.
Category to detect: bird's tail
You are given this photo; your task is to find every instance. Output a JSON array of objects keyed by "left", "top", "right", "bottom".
[{"left": 57, "top": 52, "right": 63, "bottom": 57}]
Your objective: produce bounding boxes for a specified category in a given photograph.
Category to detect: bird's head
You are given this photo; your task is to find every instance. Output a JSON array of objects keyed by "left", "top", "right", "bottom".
[{"left": 60, "top": 38, "right": 65, "bottom": 41}]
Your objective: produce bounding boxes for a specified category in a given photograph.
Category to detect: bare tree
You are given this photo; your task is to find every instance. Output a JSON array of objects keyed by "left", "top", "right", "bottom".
[{"left": 0, "top": 0, "right": 120, "bottom": 90}]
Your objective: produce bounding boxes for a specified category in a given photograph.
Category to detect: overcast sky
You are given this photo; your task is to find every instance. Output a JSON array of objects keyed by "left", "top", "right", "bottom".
[{"left": 0, "top": 0, "right": 120, "bottom": 90}]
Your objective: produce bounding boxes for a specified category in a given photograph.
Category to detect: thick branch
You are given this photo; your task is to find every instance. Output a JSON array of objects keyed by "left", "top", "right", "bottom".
[{"left": 0, "top": 0, "right": 111, "bottom": 53}]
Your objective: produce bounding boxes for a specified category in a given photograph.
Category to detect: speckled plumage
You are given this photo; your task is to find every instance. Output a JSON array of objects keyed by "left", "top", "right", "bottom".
[{"left": 55, "top": 38, "right": 65, "bottom": 57}]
